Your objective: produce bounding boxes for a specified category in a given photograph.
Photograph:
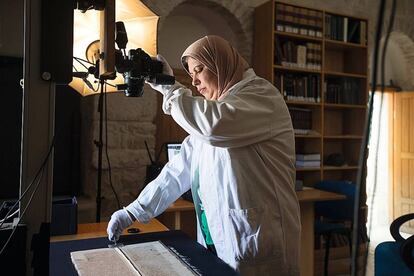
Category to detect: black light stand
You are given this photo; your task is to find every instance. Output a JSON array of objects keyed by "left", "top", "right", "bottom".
[
  {"left": 72, "top": 56, "right": 107, "bottom": 223},
  {"left": 94, "top": 77, "right": 106, "bottom": 223}
]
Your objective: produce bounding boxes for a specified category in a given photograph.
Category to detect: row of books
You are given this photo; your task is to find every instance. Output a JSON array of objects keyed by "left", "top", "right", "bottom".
[
  {"left": 296, "top": 153, "right": 321, "bottom": 168},
  {"left": 275, "top": 3, "right": 323, "bottom": 38},
  {"left": 288, "top": 107, "right": 312, "bottom": 133},
  {"left": 276, "top": 41, "right": 322, "bottom": 70},
  {"left": 275, "top": 74, "right": 321, "bottom": 103},
  {"left": 325, "top": 14, "right": 367, "bottom": 45},
  {"left": 324, "top": 78, "right": 362, "bottom": 105}
]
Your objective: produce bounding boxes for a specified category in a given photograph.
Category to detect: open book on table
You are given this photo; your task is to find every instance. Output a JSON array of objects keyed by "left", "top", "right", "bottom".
[{"left": 71, "top": 240, "right": 200, "bottom": 276}]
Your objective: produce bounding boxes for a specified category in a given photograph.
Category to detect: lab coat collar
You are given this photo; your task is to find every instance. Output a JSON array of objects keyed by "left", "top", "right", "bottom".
[{"left": 223, "top": 68, "right": 256, "bottom": 98}]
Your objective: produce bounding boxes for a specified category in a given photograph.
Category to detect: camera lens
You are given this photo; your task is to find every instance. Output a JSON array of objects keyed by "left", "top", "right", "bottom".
[{"left": 124, "top": 74, "right": 144, "bottom": 97}]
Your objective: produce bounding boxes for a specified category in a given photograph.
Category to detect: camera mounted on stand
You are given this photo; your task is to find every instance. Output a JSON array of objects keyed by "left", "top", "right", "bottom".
[
  {"left": 114, "top": 21, "right": 175, "bottom": 97},
  {"left": 73, "top": 0, "right": 175, "bottom": 96}
]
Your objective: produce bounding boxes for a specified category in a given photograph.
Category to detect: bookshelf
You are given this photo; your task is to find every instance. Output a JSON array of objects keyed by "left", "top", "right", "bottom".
[{"left": 253, "top": 1, "right": 368, "bottom": 188}]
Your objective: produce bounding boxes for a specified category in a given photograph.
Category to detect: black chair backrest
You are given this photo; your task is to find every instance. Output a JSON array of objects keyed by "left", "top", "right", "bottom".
[{"left": 314, "top": 180, "right": 356, "bottom": 221}]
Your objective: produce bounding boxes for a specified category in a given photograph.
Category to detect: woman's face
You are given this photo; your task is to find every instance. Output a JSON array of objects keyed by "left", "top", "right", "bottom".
[{"left": 187, "top": 57, "right": 218, "bottom": 100}]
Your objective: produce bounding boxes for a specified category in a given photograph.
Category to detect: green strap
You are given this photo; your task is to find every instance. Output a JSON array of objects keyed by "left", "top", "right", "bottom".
[
  {"left": 200, "top": 209, "right": 214, "bottom": 245},
  {"left": 191, "top": 168, "right": 202, "bottom": 225},
  {"left": 190, "top": 167, "right": 214, "bottom": 245}
]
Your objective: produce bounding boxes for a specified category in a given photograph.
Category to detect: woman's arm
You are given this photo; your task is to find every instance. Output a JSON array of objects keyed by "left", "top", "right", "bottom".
[
  {"left": 165, "top": 80, "right": 292, "bottom": 148},
  {"left": 125, "top": 136, "right": 193, "bottom": 223}
]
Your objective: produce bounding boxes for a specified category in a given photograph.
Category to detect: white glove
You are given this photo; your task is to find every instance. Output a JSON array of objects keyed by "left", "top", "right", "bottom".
[
  {"left": 107, "top": 208, "right": 134, "bottom": 242},
  {"left": 156, "top": 54, "right": 173, "bottom": 76},
  {"left": 147, "top": 54, "right": 181, "bottom": 95}
]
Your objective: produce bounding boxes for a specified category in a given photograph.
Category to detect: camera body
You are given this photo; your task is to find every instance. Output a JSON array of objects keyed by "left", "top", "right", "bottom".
[
  {"left": 114, "top": 22, "right": 175, "bottom": 97},
  {"left": 115, "top": 48, "right": 166, "bottom": 97}
]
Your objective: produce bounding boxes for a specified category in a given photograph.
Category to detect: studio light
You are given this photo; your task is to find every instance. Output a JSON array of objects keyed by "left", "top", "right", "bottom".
[{"left": 70, "top": 0, "right": 159, "bottom": 96}]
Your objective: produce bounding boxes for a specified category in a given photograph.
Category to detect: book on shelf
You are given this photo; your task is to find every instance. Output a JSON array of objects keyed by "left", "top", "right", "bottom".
[
  {"left": 296, "top": 160, "right": 321, "bottom": 168},
  {"left": 278, "top": 41, "right": 321, "bottom": 70},
  {"left": 70, "top": 241, "right": 199, "bottom": 276},
  {"left": 298, "top": 7, "right": 308, "bottom": 36},
  {"left": 294, "top": 129, "right": 320, "bottom": 136},
  {"left": 288, "top": 107, "right": 312, "bottom": 131},
  {"left": 275, "top": 3, "right": 323, "bottom": 38},
  {"left": 294, "top": 129, "right": 311, "bottom": 135},
  {"left": 306, "top": 42, "right": 322, "bottom": 70},
  {"left": 296, "top": 153, "right": 321, "bottom": 161},
  {"left": 324, "top": 77, "right": 361, "bottom": 105},
  {"left": 325, "top": 14, "right": 366, "bottom": 45},
  {"left": 343, "top": 17, "right": 348, "bottom": 42},
  {"left": 347, "top": 18, "right": 361, "bottom": 43},
  {"left": 297, "top": 45, "right": 307, "bottom": 68},
  {"left": 277, "top": 73, "right": 321, "bottom": 103},
  {"left": 360, "top": 21, "right": 367, "bottom": 46}
]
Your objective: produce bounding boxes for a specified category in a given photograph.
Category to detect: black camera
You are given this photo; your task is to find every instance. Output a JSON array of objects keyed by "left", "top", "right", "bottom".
[
  {"left": 114, "top": 22, "right": 175, "bottom": 97},
  {"left": 74, "top": 0, "right": 105, "bottom": 13}
]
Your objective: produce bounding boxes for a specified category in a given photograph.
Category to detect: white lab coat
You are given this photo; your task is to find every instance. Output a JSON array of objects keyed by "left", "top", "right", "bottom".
[{"left": 126, "top": 69, "right": 301, "bottom": 275}]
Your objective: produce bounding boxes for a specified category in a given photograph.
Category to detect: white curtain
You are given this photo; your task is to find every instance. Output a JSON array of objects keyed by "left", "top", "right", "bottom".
[{"left": 366, "top": 91, "right": 392, "bottom": 232}]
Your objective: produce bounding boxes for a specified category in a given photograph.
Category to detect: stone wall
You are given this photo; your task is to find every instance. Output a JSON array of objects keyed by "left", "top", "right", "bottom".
[{"left": 79, "top": 87, "right": 158, "bottom": 222}]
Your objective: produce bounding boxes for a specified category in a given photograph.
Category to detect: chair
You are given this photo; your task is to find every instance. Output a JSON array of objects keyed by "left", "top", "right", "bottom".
[
  {"left": 314, "top": 180, "right": 356, "bottom": 276},
  {"left": 375, "top": 213, "right": 414, "bottom": 275}
]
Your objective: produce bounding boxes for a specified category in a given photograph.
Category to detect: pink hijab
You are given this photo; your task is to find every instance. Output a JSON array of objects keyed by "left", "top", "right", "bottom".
[{"left": 181, "top": 35, "right": 249, "bottom": 100}]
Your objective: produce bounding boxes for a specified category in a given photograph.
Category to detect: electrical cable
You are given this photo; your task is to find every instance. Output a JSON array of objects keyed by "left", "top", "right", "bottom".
[
  {"left": 0, "top": 156, "right": 47, "bottom": 256},
  {"left": 89, "top": 81, "right": 101, "bottom": 93},
  {"left": 0, "top": 168, "right": 44, "bottom": 255},
  {"left": 73, "top": 56, "right": 117, "bottom": 90},
  {"left": 0, "top": 209, "right": 19, "bottom": 224},
  {"left": 104, "top": 83, "right": 121, "bottom": 209},
  {"left": 0, "top": 201, "right": 7, "bottom": 218},
  {"left": 351, "top": 0, "right": 387, "bottom": 275},
  {"left": 363, "top": 1, "right": 397, "bottom": 275},
  {"left": 155, "top": 142, "right": 167, "bottom": 164},
  {"left": 144, "top": 141, "right": 154, "bottom": 163},
  {"left": 73, "top": 56, "right": 92, "bottom": 70},
  {"left": 73, "top": 56, "right": 102, "bottom": 92},
  {"left": 0, "top": 136, "right": 55, "bottom": 231},
  {"left": 104, "top": 82, "right": 117, "bottom": 88},
  {"left": 73, "top": 56, "right": 95, "bottom": 66}
]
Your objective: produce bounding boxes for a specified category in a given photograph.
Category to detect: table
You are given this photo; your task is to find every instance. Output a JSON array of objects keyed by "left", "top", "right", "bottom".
[
  {"left": 296, "top": 187, "right": 346, "bottom": 276},
  {"left": 50, "top": 218, "right": 169, "bottom": 242},
  {"left": 163, "top": 198, "right": 195, "bottom": 230}
]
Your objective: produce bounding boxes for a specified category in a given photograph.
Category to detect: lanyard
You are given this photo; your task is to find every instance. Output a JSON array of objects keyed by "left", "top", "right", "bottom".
[{"left": 190, "top": 167, "right": 207, "bottom": 241}]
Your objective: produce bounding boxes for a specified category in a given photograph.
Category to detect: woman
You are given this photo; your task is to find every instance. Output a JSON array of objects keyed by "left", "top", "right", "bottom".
[{"left": 107, "top": 35, "right": 301, "bottom": 275}]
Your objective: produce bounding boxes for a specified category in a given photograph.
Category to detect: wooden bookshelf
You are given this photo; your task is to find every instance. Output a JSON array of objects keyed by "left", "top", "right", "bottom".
[
  {"left": 253, "top": 1, "right": 368, "bottom": 185},
  {"left": 254, "top": 4, "right": 368, "bottom": 274}
]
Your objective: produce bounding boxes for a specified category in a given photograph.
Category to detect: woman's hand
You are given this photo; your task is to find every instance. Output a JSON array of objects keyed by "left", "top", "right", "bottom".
[
  {"left": 156, "top": 54, "right": 173, "bottom": 76},
  {"left": 147, "top": 54, "right": 176, "bottom": 95},
  {"left": 107, "top": 208, "right": 134, "bottom": 241}
]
